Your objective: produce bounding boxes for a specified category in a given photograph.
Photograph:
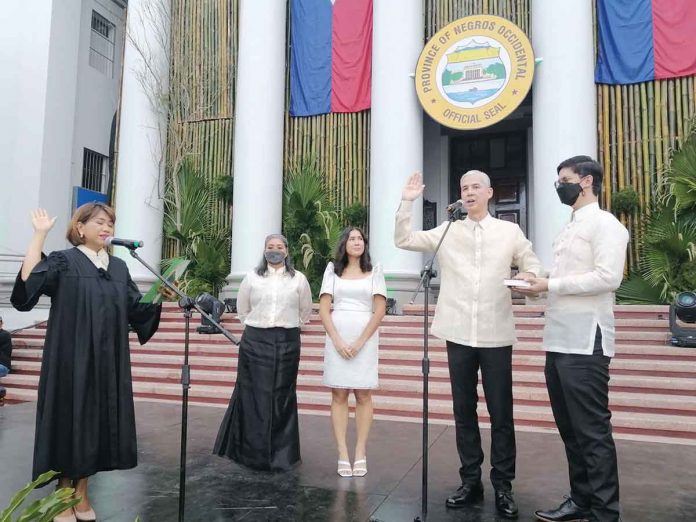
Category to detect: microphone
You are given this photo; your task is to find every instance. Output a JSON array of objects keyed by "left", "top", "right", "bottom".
[
  {"left": 105, "top": 237, "right": 144, "bottom": 250},
  {"left": 446, "top": 200, "right": 464, "bottom": 212}
]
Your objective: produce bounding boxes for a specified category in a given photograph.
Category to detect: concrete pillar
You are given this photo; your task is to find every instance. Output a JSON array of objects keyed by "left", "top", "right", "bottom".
[
  {"left": 113, "top": 0, "right": 170, "bottom": 283},
  {"left": 225, "top": 0, "right": 287, "bottom": 293},
  {"left": 370, "top": 0, "right": 424, "bottom": 302},
  {"left": 530, "top": 0, "right": 597, "bottom": 269}
]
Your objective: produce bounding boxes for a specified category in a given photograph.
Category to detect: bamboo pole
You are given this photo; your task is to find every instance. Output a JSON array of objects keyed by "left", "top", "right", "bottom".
[{"left": 616, "top": 86, "right": 625, "bottom": 191}]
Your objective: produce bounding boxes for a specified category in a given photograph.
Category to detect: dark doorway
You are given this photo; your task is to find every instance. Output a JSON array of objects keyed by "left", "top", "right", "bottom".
[{"left": 449, "top": 131, "right": 528, "bottom": 233}]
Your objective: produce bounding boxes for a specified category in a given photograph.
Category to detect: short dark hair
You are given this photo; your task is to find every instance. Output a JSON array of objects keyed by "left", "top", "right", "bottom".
[
  {"left": 556, "top": 156, "right": 603, "bottom": 196},
  {"left": 332, "top": 227, "right": 373, "bottom": 277},
  {"left": 67, "top": 202, "right": 116, "bottom": 246}
]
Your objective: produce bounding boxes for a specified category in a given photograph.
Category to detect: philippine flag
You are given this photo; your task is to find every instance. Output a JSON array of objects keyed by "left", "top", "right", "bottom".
[
  {"left": 595, "top": 0, "right": 696, "bottom": 85},
  {"left": 289, "top": 0, "right": 373, "bottom": 117}
]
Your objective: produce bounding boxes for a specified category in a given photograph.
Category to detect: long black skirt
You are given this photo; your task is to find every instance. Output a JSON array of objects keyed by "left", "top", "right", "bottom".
[{"left": 213, "top": 325, "right": 301, "bottom": 471}]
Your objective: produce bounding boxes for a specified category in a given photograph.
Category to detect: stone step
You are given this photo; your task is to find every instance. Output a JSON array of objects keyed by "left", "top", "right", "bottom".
[
  {"left": 3, "top": 384, "right": 690, "bottom": 444},
  {"left": 4, "top": 382, "right": 693, "bottom": 442},
  {"left": 7, "top": 359, "right": 696, "bottom": 416},
  {"left": 8, "top": 303, "right": 692, "bottom": 443},
  {"left": 11, "top": 342, "right": 696, "bottom": 379},
  {"left": 12, "top": 336, "right": 690, "bottom": 358},
  {"left": 10, "top": 356, "right": 696, "bottom": 391},
  {"left": 17, "top": 313, "right": 672, "bottom": 332},
  {"left": 15, "top": 327, "right": 674, "bottom": 344},
  {"left": 401, "top": 304, "right": 671, "bottom": 320},
  {"left": 13, "top": 333, "right": 684, "bottom": 356},
  {"left": 20, "top": 334, "right": 696, "bottom": 362},
  {"left": 81, "top": 315, "right": 673, "bottom": 329}
]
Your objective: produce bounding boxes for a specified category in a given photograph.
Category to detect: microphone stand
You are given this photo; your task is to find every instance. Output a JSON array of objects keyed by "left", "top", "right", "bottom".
[
  {"left": 126, "top": 248, "right": 238, "bottom": 522},
  {"left": 411, "top": 208, "right": 463, "bottom": 522}
]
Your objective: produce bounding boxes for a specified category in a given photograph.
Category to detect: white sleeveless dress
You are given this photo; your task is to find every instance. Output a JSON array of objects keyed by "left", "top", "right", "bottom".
[{"left": 320, "top": 262, "right": 387, "bottom": 389}]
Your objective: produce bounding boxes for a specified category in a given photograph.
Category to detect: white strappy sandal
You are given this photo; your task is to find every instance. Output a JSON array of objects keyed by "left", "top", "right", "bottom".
[
  {"left": 352, "top": 458, "right": 367, "bottom": 477},
  {"left": 337, "top": 460, "right": 353, "bottom": 477}
]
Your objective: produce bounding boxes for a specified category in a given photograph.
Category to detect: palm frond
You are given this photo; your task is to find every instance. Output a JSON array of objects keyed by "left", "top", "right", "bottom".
[
  {"left": 667, "top": 134, "right": 696, "bottom": 212},
  {"left": 616, "top": 275, "right": 669, "bottom": 304}
]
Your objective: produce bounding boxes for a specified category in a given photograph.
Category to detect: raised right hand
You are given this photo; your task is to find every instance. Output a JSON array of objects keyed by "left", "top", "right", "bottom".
[
  {"left": 31, "top": 209, "right": 57, "bottom": 234},
  {"left": 402, "top": 171, "right": 425, "bottom": 201}
]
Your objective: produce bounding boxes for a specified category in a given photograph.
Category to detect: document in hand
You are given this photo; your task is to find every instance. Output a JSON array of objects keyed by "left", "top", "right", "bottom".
[{"left": 503, "top": 279, "right": 532, "bottom": 288}]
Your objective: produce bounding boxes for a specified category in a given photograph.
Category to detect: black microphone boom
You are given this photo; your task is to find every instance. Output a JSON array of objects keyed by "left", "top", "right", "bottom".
[{"left": 105, "top": 237, "right": 144, "bottom": 250}]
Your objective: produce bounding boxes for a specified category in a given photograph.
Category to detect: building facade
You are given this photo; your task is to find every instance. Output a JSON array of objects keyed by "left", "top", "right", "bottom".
[
  {"left": 2, "top": 0, "right": 695, "bottom": 307},
  {"left": 0, "top": 0, "right": 127, "bottom": 294}
]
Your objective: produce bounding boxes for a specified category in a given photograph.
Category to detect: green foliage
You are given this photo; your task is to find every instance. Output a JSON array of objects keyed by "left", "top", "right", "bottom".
[
  {"left": 611, "top": 187, "right": 640, "bottom": 216},
  {"left": 668, "top": 132, "right": 696, "bottom": 213},
  {"left": 212, "top": 175, "right": 234, "bottom": 206},
  {"left": 163, "top": 159, "right": 231, "bottom": 296},
  {"left": 282, "top": 159, "right": 343, "bottom": 297},
  {"left": 0, "top": 471, "right": 79, "bottom": 522},
  {"left": 163, "top": 159, "right": 209, "bottom": 247},
  {"left": 616, "top": 124, "right": 696, "bottom": 303},
  {"left": 615, "top": 275, "right": 666, "bottom": 305},
  {"left": 343, "top": 202, "right": 367, "bottom": 229}
]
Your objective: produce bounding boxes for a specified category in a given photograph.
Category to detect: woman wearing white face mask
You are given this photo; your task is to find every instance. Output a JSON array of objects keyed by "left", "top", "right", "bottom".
[{"left": 213, "top": 234, "right": 312, "bottom": 471}]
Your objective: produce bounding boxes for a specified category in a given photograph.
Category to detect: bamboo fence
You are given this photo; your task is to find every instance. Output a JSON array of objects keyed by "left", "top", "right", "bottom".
[
  {"left": 164, "top": 0, "right": 238, "bottom": 258},
  {"left": 597, "top": 79, "right": 696, "bottom": 269}
]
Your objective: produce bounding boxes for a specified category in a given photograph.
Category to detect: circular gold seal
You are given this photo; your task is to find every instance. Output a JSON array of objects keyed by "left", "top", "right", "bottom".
[{"left": 415, "top": 15, "right": 535, "bottom": 130}]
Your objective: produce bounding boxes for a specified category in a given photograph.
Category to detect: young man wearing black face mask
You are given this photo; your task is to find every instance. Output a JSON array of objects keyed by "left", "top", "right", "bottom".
[{"left": 516, "top": 156, "right": 629, "bottom": 522}]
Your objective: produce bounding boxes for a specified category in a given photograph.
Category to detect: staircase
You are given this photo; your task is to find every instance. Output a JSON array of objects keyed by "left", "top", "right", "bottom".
[{"left": 4, "top": 303, "right": 696, "bottom": 444}]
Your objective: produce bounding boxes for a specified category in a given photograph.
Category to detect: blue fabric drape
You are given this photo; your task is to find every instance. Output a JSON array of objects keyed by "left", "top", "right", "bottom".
[
  {"left": 289, "top": 0, "right": 333, "bottom": 116},
  {"left": 595, "top": 0, "right": 655, "bottom": 85}
]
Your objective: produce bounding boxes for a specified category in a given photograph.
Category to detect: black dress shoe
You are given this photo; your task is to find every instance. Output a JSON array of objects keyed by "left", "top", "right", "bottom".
[
  {"left": 445, "top": 482, "right": 484, "bottom": 508},
  {"left": 495, "top": 490, "right": 519, "bottom": 519},
  {"left": 535, "top": 497, "right": 591, "bottom": 522}
]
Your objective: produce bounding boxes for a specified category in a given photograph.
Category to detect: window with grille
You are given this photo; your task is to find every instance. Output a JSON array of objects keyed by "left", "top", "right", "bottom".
[
  {"left": 82, "top": 149, "right": 108, "bottom": 193},
  {"left": 89, "top": 11, "right": 115, "bottom": 77}
]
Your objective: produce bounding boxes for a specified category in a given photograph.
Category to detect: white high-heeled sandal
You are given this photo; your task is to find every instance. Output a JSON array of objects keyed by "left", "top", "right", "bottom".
[
  {"left": 337, "top": 460, "right": 353, "bottom": 477},
  {"left": 352, "top": 458, "right": 367, "bottom": 477}
]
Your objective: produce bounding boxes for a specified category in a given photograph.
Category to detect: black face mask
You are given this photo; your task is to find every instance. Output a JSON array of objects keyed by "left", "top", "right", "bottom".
[
  {"left": 264, "top": 250, "right": 286, "bottom": 265},
  {"left": 556, "top": 182, "right": 583, "bottom": 206}
]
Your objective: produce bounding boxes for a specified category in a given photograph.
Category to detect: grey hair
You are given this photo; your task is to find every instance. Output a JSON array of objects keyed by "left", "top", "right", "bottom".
[
  {"left": 460, "top": 170, "right": 491, "bottom": 187},
  {"left": 264, "top": 233, "right": 289, "bottom": 248},
  {"left": 255, "top": 233, "right": 295, "bottom": 277}
]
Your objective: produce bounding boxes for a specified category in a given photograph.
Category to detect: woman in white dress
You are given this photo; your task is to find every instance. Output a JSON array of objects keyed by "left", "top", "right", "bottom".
[{"left": 319, "top": 227, "right": 387, "bottom": 477}]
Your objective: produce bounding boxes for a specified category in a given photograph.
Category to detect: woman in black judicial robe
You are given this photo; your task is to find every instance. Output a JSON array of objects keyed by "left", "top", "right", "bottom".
[
  {"left": 11, "top": 205, "right": 161, "bottom": 522},
  {"left": 213, "top": 234, "right": 312, "bottom": 471}
]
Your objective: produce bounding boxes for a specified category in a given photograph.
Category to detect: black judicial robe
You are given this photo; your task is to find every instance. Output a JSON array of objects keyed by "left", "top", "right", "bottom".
[{"left": 11, "top": 248, "right": 161, "bottom": 481}]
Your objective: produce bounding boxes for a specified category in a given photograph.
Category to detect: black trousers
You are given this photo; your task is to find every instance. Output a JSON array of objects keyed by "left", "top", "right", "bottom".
[
  {"left": 545, "top": 330, "right": 621, "bottom": 522},
  {"left": 446, "top": 342, "right": 515, "bottom": 491}
]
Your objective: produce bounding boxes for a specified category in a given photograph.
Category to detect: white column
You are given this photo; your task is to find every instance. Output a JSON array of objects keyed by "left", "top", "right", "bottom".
[
  {"left": 113, "top": 0, "right": 169, "bottom": 283},
  {"left": 370, "top": 0, "right": 424, "bottom": 299},
  {"left": 225, "top": 0, "right": 287, "bottom": 293},
  {"left": 531, "top": 0, "right": 596, "bottom": 269}
]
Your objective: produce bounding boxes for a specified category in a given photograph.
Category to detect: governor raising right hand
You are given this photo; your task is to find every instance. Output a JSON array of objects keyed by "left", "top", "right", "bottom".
[{"left": 402, "top": 171, "right": 425, "bottom": 201}]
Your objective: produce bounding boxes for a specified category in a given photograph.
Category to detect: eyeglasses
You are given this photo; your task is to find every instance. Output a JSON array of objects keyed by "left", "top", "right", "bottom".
[{"left": 554, "top": 176, "right": 587, "bottom": 189}]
